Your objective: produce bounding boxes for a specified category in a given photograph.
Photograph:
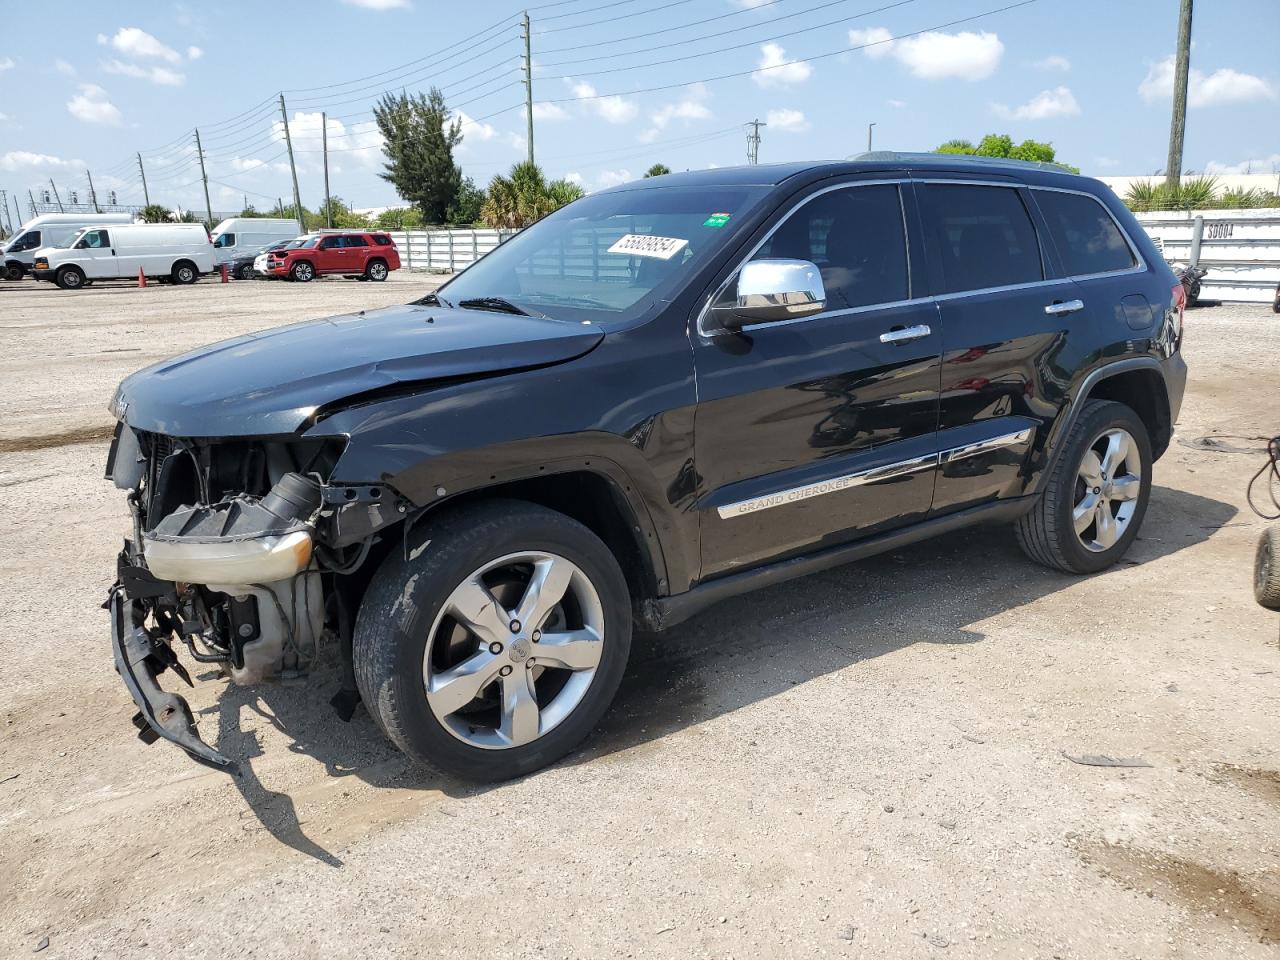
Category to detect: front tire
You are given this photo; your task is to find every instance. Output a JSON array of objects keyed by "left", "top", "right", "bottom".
[
  {"left": 1256, "top": 528, "right": 1280, "bottom": 610},
  {"left": 290, "top": 261, "right": 314, "bottom": 282},
  {"left": 55, "top": 265, "right": 86, "bottom": 290},
  {"left": 3, "top": 262, "right": 24, "bottom": 281},
  {"left": 1016, "top": 399, "right": 1152, "bottom": 573},
  {"left": 237, "top": 263, "right": 255, "bottom": 280},
  {"left": 354, "top": 500, "right": 632, "bottom": 781}
]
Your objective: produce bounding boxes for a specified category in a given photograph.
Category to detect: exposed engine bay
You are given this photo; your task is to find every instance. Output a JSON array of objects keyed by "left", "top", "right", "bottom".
[{"left": 107, "top": 424, "right": 400, "bottom": 770}]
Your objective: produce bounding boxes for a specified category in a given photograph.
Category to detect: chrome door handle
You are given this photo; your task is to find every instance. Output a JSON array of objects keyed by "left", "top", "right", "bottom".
[
  {"left": 880, "top": 324, "right": 931, "bottom": 344},
  {"left": 1044, "top": 299, "right": 1084, "bottom": 316}
]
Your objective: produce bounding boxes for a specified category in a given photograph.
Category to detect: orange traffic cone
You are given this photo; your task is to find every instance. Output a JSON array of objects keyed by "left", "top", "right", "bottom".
[{"left": 137, "top": 268, "right": 147, "bottom": 288}]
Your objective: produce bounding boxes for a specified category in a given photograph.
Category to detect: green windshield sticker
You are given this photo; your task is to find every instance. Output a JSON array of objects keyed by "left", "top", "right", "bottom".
[{"left": 702, "top": 212, "right": 732, "bottom": 228}]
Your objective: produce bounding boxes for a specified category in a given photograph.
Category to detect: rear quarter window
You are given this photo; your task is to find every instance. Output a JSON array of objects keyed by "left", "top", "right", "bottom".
[
  {"left": 372, "top": 235, "right": 393, "bottom": 246},
  {"left": 1034, "top": 189, "right": 1136, "bottom": 276},
  {"left": 918, "top": 183, "right": 1043, "bottom": 294}
]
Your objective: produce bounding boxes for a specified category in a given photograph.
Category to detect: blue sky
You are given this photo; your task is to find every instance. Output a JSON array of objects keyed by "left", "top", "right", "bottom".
[{"left": 2, "top": 0, "right": 1277, "bottom": 217}]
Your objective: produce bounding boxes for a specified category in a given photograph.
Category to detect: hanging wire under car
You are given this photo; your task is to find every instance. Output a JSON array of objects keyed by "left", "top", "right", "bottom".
[{"left": 1246, "top": 435, "right": 1280, "bottom": 520}]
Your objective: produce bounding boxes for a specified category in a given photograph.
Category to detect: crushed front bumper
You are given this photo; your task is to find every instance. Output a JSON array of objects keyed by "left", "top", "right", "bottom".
[{"left": 107, "top": 579, "right": 237, "bottom": 772}]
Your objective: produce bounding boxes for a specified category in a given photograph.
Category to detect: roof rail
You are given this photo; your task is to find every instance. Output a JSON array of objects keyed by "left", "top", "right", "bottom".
[{"left": 848, "top": 150, "right": 1076, "bottom": 174}]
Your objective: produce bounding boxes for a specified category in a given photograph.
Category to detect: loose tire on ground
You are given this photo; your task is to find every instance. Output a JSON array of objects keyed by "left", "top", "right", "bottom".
[
  {"left": 1255, "top": 527, "right": 1280, "bottom": 610},
  {"left": 55, "top": 265, "right": 86, "bottom": 290},
  {"left": 353, "top": 499, "right": 632, "bottom": 781},
  {"left": 1016, "top": 399, "right": 1153, "bottom": 574}
]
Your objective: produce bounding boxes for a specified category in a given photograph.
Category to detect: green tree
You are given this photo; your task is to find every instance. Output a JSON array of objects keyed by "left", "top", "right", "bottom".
[
  {"left": 310, "top": 196, "right": 372, "bottom": 230},
  {"left": 374, "top": 206, "right": 424, "bottom": 230},
  {"left": 933, "top": 133, "right": 1078, "bottom": 173},
  {"left": 139, "top": 203, "right": 174, "bottom": 223},
  {"left": 644, "top": 163, "right": 672, "bottom": 178},
  {"left": 447, "top": 177, "right": 486, "bottom": 225},
  {"left": 480, "top": 162, "right": 584, "bottom": 228},
  {"left": 374, "top": 87, "right": 463, "bottom": 224}
]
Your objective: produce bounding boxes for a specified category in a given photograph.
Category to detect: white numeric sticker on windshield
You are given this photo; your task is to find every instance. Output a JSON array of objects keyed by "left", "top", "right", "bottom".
[{"left": 607, "top": 234, "right": 689, "bottom": 260}]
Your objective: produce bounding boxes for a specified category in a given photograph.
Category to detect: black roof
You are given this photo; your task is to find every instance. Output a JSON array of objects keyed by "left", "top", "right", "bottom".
[{"left": 601, "top": 152, "right": 1091, "bottom": 193}]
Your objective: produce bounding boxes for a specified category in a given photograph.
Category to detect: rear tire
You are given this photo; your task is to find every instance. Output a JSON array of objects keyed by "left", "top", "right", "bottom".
[
  {"left": 1016, "top": 399, "right": 1152, "bottom": 573},
  {"left": 353, "top": 500, "right": 632, "bottom": 781},
  {"left": 290, "top": 261, "right": 314, "bottom": 282},
  {"left": 55, "top": 265, "right": 86, "bottom": 290},
  {"left": 1256, "top": 528, "right": 1280, "bottom": 610},
  {"left": 3, "top": 262, "right": 23, "bottom": 281},
  {"left": 171, "top": 261, "right": 198, "bottom": 284},
  {"left": 365, "top": 258, "right": 388, "bottom": 281}
]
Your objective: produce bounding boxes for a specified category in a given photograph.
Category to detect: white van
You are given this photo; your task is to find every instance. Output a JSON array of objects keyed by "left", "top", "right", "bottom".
[
  {"left": 209, "top": 218, "right": 299, "bottom": 265},
  {"left": 3, "top": 213, "right": 135, "bottom": 280},
  {"left": 32, "top": 223, "right": 214, "bottom": 289}
]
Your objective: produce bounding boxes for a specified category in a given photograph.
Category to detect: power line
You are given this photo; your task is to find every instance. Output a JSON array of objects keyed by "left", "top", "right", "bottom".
[
  {"left": 538, "top": 0, "right": 683, "bottom": 22},
  {"left": 537, "top": 0, "right": 696, "bottom": 33},
  {"left": 538, "top": 0, "right": 920, "bottom": 81},
  {"left": 537, "top": 0, "right": 1038, "bottom": 105}
]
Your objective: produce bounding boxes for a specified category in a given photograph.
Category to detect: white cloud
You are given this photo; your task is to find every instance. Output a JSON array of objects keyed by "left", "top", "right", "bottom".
[
  {"left": 187, "top": 46, "right": 203, "bottom": 60},
  {"left": 0, "top": 57, "right": 14, "bottom": 72},
  {"left": 992, "top": 85, "right": 1080, "bottom": 120},
  {"left": 887, "top": 98, "right": 906, "bottom": 108},
  {"left": 0, "top": 151, "right": 83, "bottom": 172},
  {"left": 752, "top": 42, "right": 813, "bottom": 87},
  {"left": 102, "top": 58, "right": 185, "bottom": 86},
  {"left": 849, "top": 27, "right": 1003, "bottom": 81},
  {"left": 99, "top": 27, "right": 181, "bottom": 63},
  {"left": 1204, "top": 153, "right": 1280, "bottom": 175},
  {"left": 1139, "top": 55, "right": 1277, "bottom": 108},
  {"left": 597, "top": 169, "right": 634, "bottom": 189},
  {"left": 66, "top": 84, "right": 122, "bottom": 126},
  {"left": 341, "top": 0, "right": 411, "bottom": 9},
  {"left": 456, "top": 110, "right": 497, "bottom": 142},
  {"left": 1094, "top": 156, "right": 1119, "bottom": 169},
  {"left": 1034, "top": 54, "right": 1071, "bottom": 71},
  {"left": 766, "top": 108, "right": 810, "bottom": 132},
  {"left": 54, "top": 58, "right": 76, "bottom": 76},
  {"left": 532, "top": 102, "right": 568, "bottom": 121},
  {"left": 640, "top": 83, "right": 711, "bottom": 141},
  {"left": 272, "top": 111, "right": 383, "bottom": 169},
  {"left": 569, "top": 80, "right": 638, "bottom": 124},
  {"left": 506, "top": 132, "right": 526, "bottom": 151},
  {"left": 563, "top": 171, "right": 584, "bottom": 186}
]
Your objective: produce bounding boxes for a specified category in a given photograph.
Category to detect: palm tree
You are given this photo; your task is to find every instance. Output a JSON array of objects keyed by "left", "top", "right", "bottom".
[
  {"left": 138, "top": 203, "right": 174, "bottom": 223},
  {"left": 481, "top": 162, "right": 584, "bottom": 228},
  {"left": 644, "top": 163, "right": 671, "bottom": 178}
]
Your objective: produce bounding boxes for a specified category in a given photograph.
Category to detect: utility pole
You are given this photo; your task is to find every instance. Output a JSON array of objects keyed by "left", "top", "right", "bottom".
[
  {"left": 86, "top": 169, "right": 101, "bottom": 213},
  {"left": 137, "top": 152, "right": 150, "bottom": 207},
  {"left": 1165, "top": 0, "right": 1193, "bottom": 189},
  {"left": 12, "top": 194, "right": 21, "bottom": 229},
  {"left": 49, "top": 179, "right": 64, "bottom": 212},
  {"left": 194, "top": 129, "right": 214, "bottom": 227},
  {"left": 521, "top": 12, "right": 534, "bottom": 166},
  {"left": 746, "top": 118, "right": 766, "bottom": 165},
  {"left": 322, "top": 110, "right": 332, "bottom": 228},
  {"left": 28, "top": 189, "right": 38, "bottom": 219},
  {"left": 867, "top": 122, "right": 877, "bottom": 152},
  {"left": 0, "top": 190, "right": 9, "bottom": 236},
  {"left": 279, "top": 94, "right": 305, "bottom": 235}
]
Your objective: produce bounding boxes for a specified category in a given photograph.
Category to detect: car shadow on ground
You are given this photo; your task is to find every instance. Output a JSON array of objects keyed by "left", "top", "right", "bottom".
[{"left": 204, "top": 484, "right": 1235, "bottom": 864}]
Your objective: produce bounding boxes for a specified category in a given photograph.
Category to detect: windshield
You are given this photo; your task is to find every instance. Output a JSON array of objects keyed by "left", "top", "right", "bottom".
[{"left": 439, "top": 185, "right": 768, "bottom": 323}]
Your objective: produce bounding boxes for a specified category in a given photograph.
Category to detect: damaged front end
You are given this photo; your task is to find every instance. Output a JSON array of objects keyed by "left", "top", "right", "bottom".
[{"left": 105, "top": 423, "right": 396, "bottom": 770}]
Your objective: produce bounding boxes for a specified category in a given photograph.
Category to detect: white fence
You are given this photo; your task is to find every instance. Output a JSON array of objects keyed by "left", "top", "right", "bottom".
[
  {"left": 388, "top": 228, "right": 519, "bottom": 272},
  {"left": 1136, "top": 208, "right": 1280, "bottom": 306}
]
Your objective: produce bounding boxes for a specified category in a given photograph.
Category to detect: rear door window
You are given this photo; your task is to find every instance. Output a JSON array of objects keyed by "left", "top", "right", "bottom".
[
  {"left": 344, "top": 235, "right": 368, "bottom": 247},
  {"left": 1034, "top": 189, "right": 1136, "bottom": 276},
  {"left": 753, "top": 183, "right": 909, "bottom": 310},
  {"left": 918, "top": 184, "right": 1043, "bottom": 294}
]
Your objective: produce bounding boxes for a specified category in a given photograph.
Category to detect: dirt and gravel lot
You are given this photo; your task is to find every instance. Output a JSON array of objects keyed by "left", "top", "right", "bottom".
[{"left": 0, "top": 275, "right": 1277, "bottom": 960}]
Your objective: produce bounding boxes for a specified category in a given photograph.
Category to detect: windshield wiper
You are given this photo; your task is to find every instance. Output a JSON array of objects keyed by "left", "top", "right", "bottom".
[
  {"left": 457, "top": 296, "right": 531, "bottom": 316},
  {"left": 414, "top": 291, "right": 453, "bottom": 308}
]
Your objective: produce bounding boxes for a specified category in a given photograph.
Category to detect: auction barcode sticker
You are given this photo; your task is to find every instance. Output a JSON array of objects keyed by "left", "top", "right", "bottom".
[{"left": 607, "top": 234, "right": 689, "bottom": 260}]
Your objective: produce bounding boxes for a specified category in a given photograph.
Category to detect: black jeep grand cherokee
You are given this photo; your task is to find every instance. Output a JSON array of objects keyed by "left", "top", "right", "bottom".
[{"left": 107, "top": 153, "right": 1186, "bottom": 780}]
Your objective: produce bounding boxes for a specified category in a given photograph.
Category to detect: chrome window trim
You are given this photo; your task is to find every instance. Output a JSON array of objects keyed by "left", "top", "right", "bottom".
[
  {"left": 696, "top": 178, "right": 913, "bottom": 338},
  {"left": 1026, "top": 184, "right": 1146, "bottom": 281},
  {"left": 716, "top": 453, "right": 936, "bottom": 519},
  {"left": 716, "top": 425, "right": 1036, "bottom": 519}
]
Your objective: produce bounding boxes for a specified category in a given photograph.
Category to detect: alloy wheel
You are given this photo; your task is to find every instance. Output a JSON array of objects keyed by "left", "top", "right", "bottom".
[
  {"left": 369, "top": 262, "right": 387, "bottom": 280},
  {"left": 1073, "top": 427, "right": 1143, "bottom": 553},
  {"left": 423, "top": 551, "right": 605, "bottom": 750}
]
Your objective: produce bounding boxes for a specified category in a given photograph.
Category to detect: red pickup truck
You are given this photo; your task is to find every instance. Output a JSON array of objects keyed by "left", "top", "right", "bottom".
[{"left": 261, "top": 231, "right": 400, "bottom": 282}]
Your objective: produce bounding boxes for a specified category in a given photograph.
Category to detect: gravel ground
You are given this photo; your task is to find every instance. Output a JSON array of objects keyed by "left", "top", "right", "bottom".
[{"left": 0, "top": 278, "right": 1277, "bottom": 960}]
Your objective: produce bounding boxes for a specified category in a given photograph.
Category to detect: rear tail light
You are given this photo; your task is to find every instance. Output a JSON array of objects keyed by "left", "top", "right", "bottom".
[{"left": 1171, "top": 281, "right": 1185, "bottom": 343}]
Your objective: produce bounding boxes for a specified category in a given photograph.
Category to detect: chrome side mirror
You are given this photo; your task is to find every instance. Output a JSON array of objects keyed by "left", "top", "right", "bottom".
[{"left": 714, "top": 259, "right": 826, "bottom": 329}]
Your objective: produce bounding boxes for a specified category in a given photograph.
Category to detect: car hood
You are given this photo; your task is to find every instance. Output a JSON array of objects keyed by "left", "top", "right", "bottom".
[{"left": 113, "top": 302, "right": 604, "bottom": 437}]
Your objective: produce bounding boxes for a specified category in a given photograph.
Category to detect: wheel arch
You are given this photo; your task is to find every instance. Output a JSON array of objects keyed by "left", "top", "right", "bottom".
[{"left": 1083, "top": 366, "right": 1172, "bottom": 460}]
